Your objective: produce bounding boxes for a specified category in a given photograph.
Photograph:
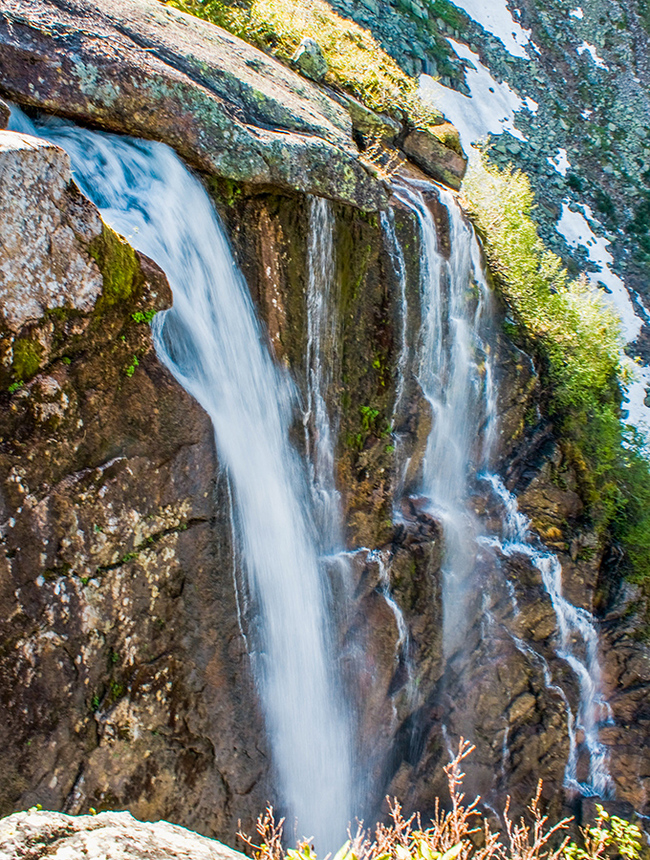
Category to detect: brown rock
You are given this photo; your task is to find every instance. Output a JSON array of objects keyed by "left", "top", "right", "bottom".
[{"left": 401, "top": 128, "right": 468, "bottom": 190}]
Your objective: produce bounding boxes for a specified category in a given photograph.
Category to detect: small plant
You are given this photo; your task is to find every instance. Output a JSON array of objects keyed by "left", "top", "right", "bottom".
[
  {"left": 131, "top": 309, "right": 156, "bottom": 324},
  {"left": 360, "top": 405, "right": 380, "bottom": 432},
  {"left": 125, "top": 356, "right": 139, "bottom": 377},
  {"left": 239, "top": 741, "right": 642, "bottom": 860},
  {"left": 8, "top": 381, "right": 23, "bottom": 394}
]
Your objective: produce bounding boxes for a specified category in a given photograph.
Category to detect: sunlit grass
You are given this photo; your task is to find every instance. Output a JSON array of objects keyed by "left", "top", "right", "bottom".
[
  {"left": 166, "top": 0, "right": 442, "bottom": 128},
  {"left": 464, "top": 157, "right": 650, "bottom": 585}
]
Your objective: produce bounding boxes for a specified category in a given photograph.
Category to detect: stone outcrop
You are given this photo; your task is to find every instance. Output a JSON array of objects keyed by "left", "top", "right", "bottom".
[
  {"left": 0, "top": 809, "right": 248, "bottom": 860},
  {"left": 401, "top": 127, "right": 467, "bottom": 191},
  {"left": 0, "top": 129, "right": 270, "bottom": 839},
  {"left": 0, "top": 131, "right": 104, "bottom": 331},
  {"left": 0, "top": 0, "right": 386, "bottom": 210}
]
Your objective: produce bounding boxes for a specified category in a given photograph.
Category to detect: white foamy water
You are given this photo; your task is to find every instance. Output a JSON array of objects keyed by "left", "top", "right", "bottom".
[
  {"left": 482, "top": 474, "right": 614, "bottom": 798},
  {"left": 9, "top": 107, "right": 353, "bottom": 849},
  {"left": 393, "top": 179, "right": 497, "bottom": 654},
  {"left": 305, "top": 196, "right": 343, "bottom": 552}
]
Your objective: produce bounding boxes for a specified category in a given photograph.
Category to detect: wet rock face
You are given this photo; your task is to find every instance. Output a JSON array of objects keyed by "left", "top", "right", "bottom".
[
  {"left": 0, "top": 809, "right": 249, "bottom": 860},
  {"left": 0, "top": 131, "right": 269, "bottom": 839}
]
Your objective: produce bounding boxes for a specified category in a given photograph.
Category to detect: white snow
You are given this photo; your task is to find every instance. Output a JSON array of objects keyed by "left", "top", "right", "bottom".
[
  {"left": 577, "top": 42, "right": 609, "bottom": 70},
  {"left": 556, "top": 203, "right": 649, "bottom": 429},
  {"left": 525, "top": 96, "right": 539, "bottom": 113},
  {"left": 569, "top": 7, "right": 584, "bottom": 19},
  {"left": 450, "top": 0, "right": 531, "bottom": 58},
  {"left": 556, "top": 202, "right": 640, "bottom": 339},
  {"left": 582, "top": 108, "right": 593, "bottom": 119},
  {"left": 420, "top": 40, "right": 525, "bottom": 154},
  {"left": 548, "top": 148, "right": 571, "bottom": 176}
]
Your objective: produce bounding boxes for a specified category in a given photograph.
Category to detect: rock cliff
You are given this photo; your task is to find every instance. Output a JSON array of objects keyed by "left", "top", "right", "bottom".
[{"left": 0, "top": 0, "right": 648, "bottom": 849}]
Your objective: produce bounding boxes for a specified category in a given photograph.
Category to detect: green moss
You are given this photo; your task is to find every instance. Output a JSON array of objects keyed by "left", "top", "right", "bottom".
[
  {"left": 12, "top": 337, "right": 43, "bottom": 382},
  {"left": 89, "top": 225, "right": 141, "bottom": 310}
]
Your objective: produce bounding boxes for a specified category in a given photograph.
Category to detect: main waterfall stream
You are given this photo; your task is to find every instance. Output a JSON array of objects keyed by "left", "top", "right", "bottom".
[{"left": 10, "top": 109, "right": 353, "bottom": 849}]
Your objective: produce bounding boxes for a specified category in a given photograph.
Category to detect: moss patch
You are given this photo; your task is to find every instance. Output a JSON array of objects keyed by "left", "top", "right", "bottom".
[
  {"left": 12, "top": 337, "right": 43, "bottom": 382},
  {"left": 89, "top": 226, "right": 141, "bottom": 310}
]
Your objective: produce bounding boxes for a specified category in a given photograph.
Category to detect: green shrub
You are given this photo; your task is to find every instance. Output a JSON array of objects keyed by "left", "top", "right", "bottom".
[{"left": 463, "top": 158, "right": 650, "bottom": 580}]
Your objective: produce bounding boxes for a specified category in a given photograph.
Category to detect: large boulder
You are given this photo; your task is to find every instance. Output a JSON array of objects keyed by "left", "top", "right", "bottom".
[
  {"left": 0, "top": 131, "right": 104, "bottom": 330},
  {"left": 0, "top": 0, "right": 387, "bottom": 210},
  {"left": 401, "top": 126, "right": 467, "bottom": 190},
  {"left": 0, "top": 809, "right": 249, "bottom": 860}
]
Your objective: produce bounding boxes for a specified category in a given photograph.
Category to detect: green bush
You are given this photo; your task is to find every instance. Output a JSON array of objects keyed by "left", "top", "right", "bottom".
[{"left": 463, "top": 158, "right": 650, "bottom": 581}]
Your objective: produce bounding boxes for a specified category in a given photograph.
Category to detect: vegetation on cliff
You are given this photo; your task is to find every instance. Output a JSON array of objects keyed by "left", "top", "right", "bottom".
[
  {"left": 164, "top": 0, "right": 441, "bottom": 130},
  {"left": 241, "top": 744, "right": 643, "bottom": 860},
  {"left": 464, "top": 159, "right": 650, "bottom": 586}
]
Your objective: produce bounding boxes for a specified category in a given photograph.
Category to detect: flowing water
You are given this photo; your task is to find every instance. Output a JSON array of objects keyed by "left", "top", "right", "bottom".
[
  {"left": 10, "top": 108, "right": 354, "bottom": 849},
  {"left": 482, "top": 474, "right": 614, "bottom": 798},
  {"left": 10, "top": 102, "right": 616, "bottom": 821},
  {"left": 389, "top": 176, "right": 613, "bottom": 798},
  {"left": 304, "top": 197, "right": 342, "bottom": 553},
  {"left": 393, "top": 179, "right": 497, "bottom": 655}
]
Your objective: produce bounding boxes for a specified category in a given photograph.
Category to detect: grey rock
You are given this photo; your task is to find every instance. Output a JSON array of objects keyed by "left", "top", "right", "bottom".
[
  {"left": 0, "top": 0, "right": 387, "bottom": 210},
  {"left": 0, "top": 809, "right": 248, "bottom": 860},
  {"left": 0, "top": 130, "right": 103, "bottom": 331},
  {"left": 292, "top": 37, "right": 328, "bottom": 81}
]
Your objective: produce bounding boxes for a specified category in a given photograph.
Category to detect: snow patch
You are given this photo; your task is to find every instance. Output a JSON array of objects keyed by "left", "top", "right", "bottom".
[
  {"left": 420, "top": 40, "right": 525, "bottom": 153},
  {"left": 450, "top": 0, "right": 531, "bottom": 58},
  {"left": 569, "top": 7, "right": 584, "bottom": 19},
  {"left": 556, "top": 202, "right": 640, "bottom": 340},
  {"left": 548, "top": 148, "right": 571, "bottom": 176},
  {"left": 577, "top": 42, "right": 609, "bottom": 70}
]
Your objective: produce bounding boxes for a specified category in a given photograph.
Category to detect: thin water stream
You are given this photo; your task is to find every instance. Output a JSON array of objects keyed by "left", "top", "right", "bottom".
[{"left": 389, "top": 176, "right": 613, "bottom": 799}]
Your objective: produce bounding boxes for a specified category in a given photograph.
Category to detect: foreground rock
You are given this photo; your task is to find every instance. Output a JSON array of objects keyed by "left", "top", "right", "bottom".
[
  {"left": 0, "top": 809, "right": 247, "bottom": 860},
  {"left": 0, "top": 129, "right": 269, "bottom": 837},
  {"left": 0, "top": 0, "right": 385, "bottom": 209}
]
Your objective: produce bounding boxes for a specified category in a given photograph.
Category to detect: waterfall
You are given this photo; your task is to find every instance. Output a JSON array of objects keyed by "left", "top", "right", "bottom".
[
  {"left": 11, "top": 108, "right": 354, "bottom": 849},
  {"left": 304, "top": 197, "right": 342, "bottom": 553},
  {"left": 393, "top": 180, "right": 497, "bottom": 655},
  {"left": 482, "top": 474, "right": 614, "bottom": 798},
  {"left": 389, "top": 176, "right": 613, "bottom": 800}
]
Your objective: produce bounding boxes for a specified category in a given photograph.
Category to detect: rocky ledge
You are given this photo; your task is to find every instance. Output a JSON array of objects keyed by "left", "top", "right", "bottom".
[
  {"left": 0, "top": 809, "right": 247, "bottom": 860},
  {"left": 0, "top": 0, "right": 467, "bottom": 208},
  {"left": 0, "top": 0, "right": 386, "bottom": 208}
]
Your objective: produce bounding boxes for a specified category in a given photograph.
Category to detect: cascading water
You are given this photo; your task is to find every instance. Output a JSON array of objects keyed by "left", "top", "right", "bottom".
[
  {"left": 304, "top": 197, "right": 342, "bottom": 553},
  {"left": 10, "top": 108, "right": 354, "bottom": 849},
  {"left": 388, "top": 175, "right": 613, "bottom": 800},
  {"left": 393, "top": 179, "right": 497, "bottom": 656},
  {"left": 482, "top": 474, "right": 614, "bottom": 798}
]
